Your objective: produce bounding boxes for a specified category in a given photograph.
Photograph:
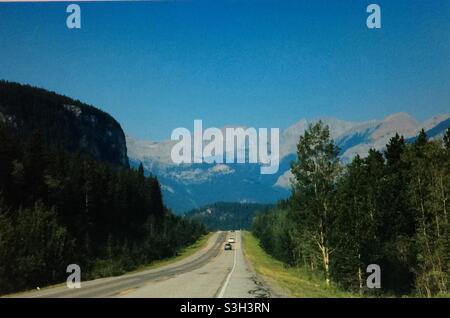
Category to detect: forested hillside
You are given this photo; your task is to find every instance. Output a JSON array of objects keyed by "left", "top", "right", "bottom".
[
  {"left": 185, "top": 202, "right": 272, "bottom": 230},
  {"left": 0, "top": 81, "right": 128, "bottom": 167},
  {"left": 0, "top": 84, "right": 206, "bottom": 295},
  {"left": 252, "top": 122, "right": 450, "bottom": 297}
]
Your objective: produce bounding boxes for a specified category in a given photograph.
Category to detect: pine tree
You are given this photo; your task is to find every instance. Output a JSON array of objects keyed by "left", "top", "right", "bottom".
[
  {"left": 149, "top": 177, "right": 165, "bottom": 216},
  {"left": 0, "top": 125, "right": 19, "bottom": 203},
  {"left": 385, "top": 133, "right": 405, "bottom": 167},
  {"left": 250, "top": 125, "right": 450, "bottom": 296},
  {"left": 333, "top": 156, "right": 367, "bottom": 291},
  {"left": 21, "top": 132, "right": 48, "bottom": 206},
  {"left": 382, "top": 134, "right": 416, "bottom": 292},
  {"left": 12, "top": 202, "right": 68, "bottom": 291},
  {"left": 415, "top": 129, "right": 428, "bottom": 148},
  {"left": 0, "top": 123, "right": 205, "bottom": 295},
  {"left": 0, "top": 198, "right": 13, "bottom": 293},
  {"left": 444, "top": 128, "right": 450, "bottom": 150}
]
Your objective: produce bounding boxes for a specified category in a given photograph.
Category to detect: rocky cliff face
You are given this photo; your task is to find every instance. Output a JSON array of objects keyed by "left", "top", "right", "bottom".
[{"left": 0, "top": 81, "right": 128, "bottom": 168}]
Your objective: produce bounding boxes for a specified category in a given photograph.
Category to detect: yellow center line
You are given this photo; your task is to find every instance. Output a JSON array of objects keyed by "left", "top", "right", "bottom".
[{"left": 116, "top": 288, "right": 137, "bottom": 296}]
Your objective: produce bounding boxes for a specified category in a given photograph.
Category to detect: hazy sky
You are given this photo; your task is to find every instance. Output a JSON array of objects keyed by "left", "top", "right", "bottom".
[{"left": 0, "top": 0, "right": 449, "bottom": 140}]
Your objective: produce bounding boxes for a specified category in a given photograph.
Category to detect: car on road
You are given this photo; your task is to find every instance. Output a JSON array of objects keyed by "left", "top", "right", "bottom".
[
  {"left": 228, "top": 238, "right": 235, "bottom": 243},
  {"left": 224, "top": 243, "right": 232, "bottom": 251}
]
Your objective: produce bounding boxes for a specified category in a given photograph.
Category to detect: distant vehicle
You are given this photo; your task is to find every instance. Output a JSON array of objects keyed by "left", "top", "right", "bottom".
[
  {"left": 224, "top": 243, "right": 232, "bottom": 251},
  {"left": 230, "top": 230, "right": 235, "bottom": 232},
  {"left": 228, "top": 238, "right": 235, "bottom": 243}
]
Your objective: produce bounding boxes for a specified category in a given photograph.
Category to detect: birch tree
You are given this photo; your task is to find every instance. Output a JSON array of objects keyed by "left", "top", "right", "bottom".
[{"left": 290, "top": 121, "right": 341, "bottom": 286}]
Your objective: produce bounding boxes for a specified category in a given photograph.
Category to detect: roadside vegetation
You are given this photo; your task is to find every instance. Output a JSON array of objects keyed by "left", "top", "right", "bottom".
[
  {"left": 242, "top": 231, "right": 355, "bottom": 297},
  {"left": 131, "top": 232, "right": 213, "bottom": 273},
  {"left": 251, "top": 122, "right": 450, "bottom": 297},
  {"left": 0, "top": 123, "right": 206, "bottom": 295}
]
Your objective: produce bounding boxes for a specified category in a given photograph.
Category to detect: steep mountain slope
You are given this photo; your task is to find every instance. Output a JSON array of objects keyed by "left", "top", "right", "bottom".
[
  {"left": 0, "top": 81, "right": 128, "bottom": 167},
  {"left": 128, "top": 113, "right": 450, "bottom": 213},
  {"left": 0, "top": 81, "right": 206, "bottom": 295}
]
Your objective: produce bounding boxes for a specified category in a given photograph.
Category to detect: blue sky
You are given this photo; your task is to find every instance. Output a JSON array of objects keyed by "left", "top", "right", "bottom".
[{"left": 0, "top": 0, "right": 449, "bottom": 140}]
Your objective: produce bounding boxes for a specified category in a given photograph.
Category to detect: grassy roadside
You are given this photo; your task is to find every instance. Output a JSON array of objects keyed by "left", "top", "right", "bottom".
[
  {"left": 3, "top": 232, "right": 213, "bottom": 297},
  {"left": 131, "top": 232, "right": 214, "bottom": 273},
  {"left": 242, "top": 231, "right": 357, "bottom": 298}
]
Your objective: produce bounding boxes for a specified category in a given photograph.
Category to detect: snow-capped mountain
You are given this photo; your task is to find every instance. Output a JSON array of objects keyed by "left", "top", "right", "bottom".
[{"left": 127, "top": 113, "right": 450, "bottom": 213}]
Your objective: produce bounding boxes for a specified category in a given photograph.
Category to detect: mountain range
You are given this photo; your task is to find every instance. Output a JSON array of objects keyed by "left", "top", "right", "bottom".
[{"left": 127, "top": 112, "right": 450, "bottom": 214}]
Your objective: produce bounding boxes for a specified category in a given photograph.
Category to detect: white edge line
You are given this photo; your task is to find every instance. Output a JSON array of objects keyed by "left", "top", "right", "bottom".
[{"left": 217, "top": 242, "right": 237, "bottom": 298}]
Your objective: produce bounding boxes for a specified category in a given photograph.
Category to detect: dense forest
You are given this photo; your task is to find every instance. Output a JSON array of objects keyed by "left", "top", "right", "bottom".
[
  {"left": 185, "top": 202, "right": 273, "bottom": 230},
  {"left": 0, "top": 87, "right": 206, "bottom": 295},
  {"left": 0, "top": 81, "right": 129, "bottom": 167},
  {"left": 252, "top": 122, "right": 450, "bottom": 297}
]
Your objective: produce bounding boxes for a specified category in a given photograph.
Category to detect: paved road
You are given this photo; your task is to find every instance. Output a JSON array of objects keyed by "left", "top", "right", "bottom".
[{"left": 9, "top": 231, "right": 270, "bottom": 298}]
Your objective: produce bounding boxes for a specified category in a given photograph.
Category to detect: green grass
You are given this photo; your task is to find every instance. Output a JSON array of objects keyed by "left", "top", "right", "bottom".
[
  {"left": 242, "top": 231, "right": 357, "bottom": 298},
  {"left": 3, "top": 232, "right": 213, "bottom": 297},
  {"left": 131, "top": 232, "right": 213, "bottom": 273}
]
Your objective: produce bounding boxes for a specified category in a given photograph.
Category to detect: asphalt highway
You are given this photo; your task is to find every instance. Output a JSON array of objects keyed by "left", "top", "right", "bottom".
[{"left": 10, "top": 231, "right": 270, "bottom": 298}]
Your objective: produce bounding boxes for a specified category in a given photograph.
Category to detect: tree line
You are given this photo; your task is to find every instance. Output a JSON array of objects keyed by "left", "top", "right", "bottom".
[
  {"left": 252, "top": 122, "right": 450, "bottom": 296},
  {"left": 185, "top": 202, "right": 273, "bottom": 231},
  {"left": 0, "top": 124, "right": 206, "bottom": 295}
]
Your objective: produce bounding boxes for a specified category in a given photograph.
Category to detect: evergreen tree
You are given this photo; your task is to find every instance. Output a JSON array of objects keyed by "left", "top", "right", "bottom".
[
  {"left": 444, "top": 128, "right": 450, "bottom": 150},
  {"left": 0, "top": 199, "right": 13, "bottom": 292},
  {"left": 333, "top": 154, "right": 383, "bottom": 292},
  {"left": 415, "top": 129, "right": 428, "bottom": 148},
  {"left": 251, "top": 125, "right": 450, "bottom": 296},
  {"left": 382, "top": 134, "right": 416, "bottom": 292},
  {"left": 11, "top": 202, "right": 68, "bottom": 291},
  {"left": 384, "top": 133, "right": 405, "bottom": 167},
  {"left": 0, "top": 126, "right": 206, "bottom": 295},
  {"left": 149, "top": 178, "right": 165, "bottom": 216},
  {"left": 0, "top": 125, "right": 19, "bottom": 203}
]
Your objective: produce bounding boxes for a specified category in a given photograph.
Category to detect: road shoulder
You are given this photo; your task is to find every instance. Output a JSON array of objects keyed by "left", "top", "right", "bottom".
[
  {"left": 3, "top": 232, "right": 218, "bottom": 298},
  {"left": 241, "top": 231, "right": 357, "bottom": 298},
  {"left": 241, "top": 231, "right": 288, "bottom": 298}
]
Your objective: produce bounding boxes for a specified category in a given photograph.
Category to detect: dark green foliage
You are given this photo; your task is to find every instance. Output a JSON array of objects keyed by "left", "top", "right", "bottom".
[
  {"left": 185, "top": 202, "right": 273, "bottom": 231},
  {"left": 289, "top": 121, "right": 341, "bottom": 285},
  {"left": 252, "top": 208, "right": 295, "bottom": 264},
  {"left": 331, "top": 154, "right": 382, "bottom": 292},
  {"left": 0, "top": 124, "right": 206, "bottom": 294},
  {"left": 8, "top": 203, "right": 70, "bottom": 291},
  {"left": 404, "top": 135, "right": 449, "bottom": 296},
  {"left": 444, "top": 128, "right": 450, "bottom": 150},
  {"left": 385, "top": 133, "right": 404, "bottom": 166},
  {"left": 415, "top": 129, "right": 428, "bottom": 148},
  {"left": 0, "top": 81, "right": 128, "bottom": 167},
  {"left": 252, "top": 123, "right": 450, "bottom": 297}
]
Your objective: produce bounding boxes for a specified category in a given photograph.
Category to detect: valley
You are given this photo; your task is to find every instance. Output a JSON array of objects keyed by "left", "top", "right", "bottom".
[
  {"left": 127, "top": 113, "right": 450, "bottom": 213},
  {"left": 1, "top": 0, "right": 449, "bottom": 301},
  {"left": 185, "top": 202, "right": 273, "bottom": 231}
]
